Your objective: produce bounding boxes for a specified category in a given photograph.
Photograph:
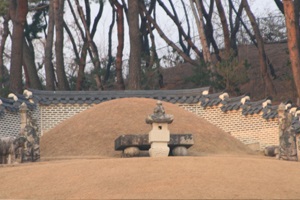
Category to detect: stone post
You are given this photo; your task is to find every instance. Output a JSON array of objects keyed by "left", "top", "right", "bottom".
[
  {"left": 146, "top": 101, "right": 173, "bottom": 157},
  {"left": 19, "top": 102, "right": 28, "bottom": 134}
]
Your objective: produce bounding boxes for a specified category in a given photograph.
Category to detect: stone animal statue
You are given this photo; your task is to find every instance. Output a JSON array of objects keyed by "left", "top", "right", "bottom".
[
  {"left": 0, "top": 136, "right": 26, "bottom": 164},
  {"left": 21, "top": 125, "right": 40, "bottom": 162}
]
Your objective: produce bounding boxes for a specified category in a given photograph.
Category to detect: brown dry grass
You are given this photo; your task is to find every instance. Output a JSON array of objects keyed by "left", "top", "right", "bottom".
[{"left": 40, "top": 98, "right": 253, "bottom": 158}]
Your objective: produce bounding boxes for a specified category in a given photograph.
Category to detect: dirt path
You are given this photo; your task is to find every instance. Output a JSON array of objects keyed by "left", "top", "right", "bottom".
[{"left": 1, "top": 155, "right": 300, "bottom": 199}]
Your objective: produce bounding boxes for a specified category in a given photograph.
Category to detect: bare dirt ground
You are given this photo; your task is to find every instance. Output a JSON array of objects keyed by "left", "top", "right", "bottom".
[
  {"left": 1, "top": 155, "right": 300, "bottom": 199},
  {"left": 1, "top": 97, "right": 299, "bottom": 199}
]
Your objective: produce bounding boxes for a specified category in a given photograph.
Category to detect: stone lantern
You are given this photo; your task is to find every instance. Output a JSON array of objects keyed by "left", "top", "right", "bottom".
[{"left": 146, "top": 101, "right": 173, "bottom": 157}]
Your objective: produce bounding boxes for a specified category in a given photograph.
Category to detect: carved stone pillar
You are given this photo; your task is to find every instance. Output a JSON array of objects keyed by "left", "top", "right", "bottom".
[{"left": 19, "top": 102, "right": 28, "bottom": 134}]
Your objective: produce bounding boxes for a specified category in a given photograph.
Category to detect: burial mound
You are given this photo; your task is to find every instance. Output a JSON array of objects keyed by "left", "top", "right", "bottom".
[{"left": 40, "top": 98, "right": 253, "bottom": 158}]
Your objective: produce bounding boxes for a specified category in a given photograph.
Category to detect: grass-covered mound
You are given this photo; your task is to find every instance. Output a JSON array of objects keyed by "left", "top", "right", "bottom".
[{"left": 40, "top": 98, "right": 253, "bottom": 158}]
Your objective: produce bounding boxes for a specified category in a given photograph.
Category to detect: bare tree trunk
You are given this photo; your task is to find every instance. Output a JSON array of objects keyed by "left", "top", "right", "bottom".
[
  {"left": 105, "top": 1, "right": 115, "bottom": 84},
  {"left": 190, "top": 0, "right": 215, "bottom": 79},
  {"left": 0, "top": 12, "right": 10, "bottom": 89},
  {"left": 242, "top": 0, "right": 276, "bottom": 96},
  {"left": 128, "top": 0, "right": 141, "bottom": 90},
  {"left": 76, "top": 42, "right": 88, "bottom": 90},
  {"left": 44, "top": 0, "right": 56, "bottom": 90},
  {"left": 283, "top": 0, "right": 300, "bottom": 101},
  {"left": 54, "top": 0, "right": 69, "bottom": 90},
  {"left": 275, "top": 0, "right": 285, "bottom": 14},
  {"left": 228, "top": 0, "right": 244, "bottom": 56},
  {"left": 140, "top": 8, "right": 150, "bottom": 69},
  {"left": 22, "top": 39, "right": 42, "bottom": 89},
  {"left": 23, "top": 60, "right": 30, "bottom": 88},
  {"left": 112, "top": 0, "right": 125, "bottom": 90},
  {"left": 75, "top": 0, "right": 103, "bottom": 90},
  {"left": 294, "top": 0, "right": 300, "bottom": 49},
  {"left": 63, "top": 20, "right": 82, "bottom": 90},
  {"left": 216, "top": 0, "right": 230, "bottom": 54},
  {"left": 181, "top": 0, "right": 191, "bottom": 56},
  {"left": 9, "top": 0, "right": 28, "bottom": 94},
  {"left": 199, "top": 0, "right": 221, "bottom": 62},
  {"left": 91, "top": 1, "right": 104, "bottom": 38}
]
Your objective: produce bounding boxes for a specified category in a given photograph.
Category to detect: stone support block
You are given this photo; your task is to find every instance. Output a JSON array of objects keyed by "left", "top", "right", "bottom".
[
  {"left": 123, "top": 147, "right": 140, "bottom": 157},
  {"left": 172, "top": 146, "right": 188, "bottom": 156}
]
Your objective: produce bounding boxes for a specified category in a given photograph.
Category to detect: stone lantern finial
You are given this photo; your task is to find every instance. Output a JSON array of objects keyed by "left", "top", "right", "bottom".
[{"left": 146, "top": 100, "right": 174, "bottom": 124}]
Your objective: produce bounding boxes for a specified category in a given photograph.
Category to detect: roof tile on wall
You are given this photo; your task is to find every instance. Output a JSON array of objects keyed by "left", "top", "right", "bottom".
[{"left": 0, "top": 87, "right": 296, "bottom": 124}]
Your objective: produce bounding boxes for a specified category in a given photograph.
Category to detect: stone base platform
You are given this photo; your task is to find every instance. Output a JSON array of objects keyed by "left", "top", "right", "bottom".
[{"left": 115, "top": 134, "right": 194, "bottom": 156}]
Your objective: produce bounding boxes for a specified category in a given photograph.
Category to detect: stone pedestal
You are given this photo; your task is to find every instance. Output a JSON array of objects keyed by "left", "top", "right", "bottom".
[{"left": 146, "top": 101, "right": 173, "bottom": 158}]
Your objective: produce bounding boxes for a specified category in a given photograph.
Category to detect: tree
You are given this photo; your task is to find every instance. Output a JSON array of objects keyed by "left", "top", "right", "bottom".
[
  {"left": 0, "top": 9, "right": 10, "bottom": 92},
  {"left": 9, "top": 0, "right": 28, "bottom": 94},
  {"left": 216, "top": 0, "right": 230, "bottom": 54},
  {"left": 74, "top": 0, "right": 104, "bottom": 90},
  {"left": 54, "top": 0, "right": 70, "bottom": 90},
  {"left": 198, "top": 0, "right": 221, "bottom": 62},
  {"left": 283, "top": 0, "right": 300, "bottom": 102},
  {"left": 228, "top": 0, "right": 244, "bottom": 56},
  {"left": 127, "top": 0, "right": 141, "bottom": 90},
  {"left": 23, "top": 5, "right": 46, "bottom": 90},
  {"left": 242, "top": 0, "right": 276, "bottom": 96},
  {"left": 110, "top": 0, "right": 125, "bottom": 90},
  {"left": 104, "top": 1, "right": 116, "bottom": 84},
  {"left": 190, "top": 0, "right": 215, "bottom": 81},
  {"left": 44, "top": 0, "right": 56, "bottom": 90}
]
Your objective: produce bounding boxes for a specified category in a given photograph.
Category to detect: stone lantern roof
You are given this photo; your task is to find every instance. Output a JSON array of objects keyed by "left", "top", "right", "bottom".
[{"left": 145, "top": 101, "right": 174, "bottom": 124}]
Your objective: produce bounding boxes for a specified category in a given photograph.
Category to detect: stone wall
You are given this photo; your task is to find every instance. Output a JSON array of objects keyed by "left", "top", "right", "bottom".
[
  {"left": 39, "top": 103, "right": 94, "bottom": 135},
  {"left": 0, "top": 111, "right": 20, "bottom": 137},
  {"left": 179, "top": 103, "right": 279, "bottom": 150},
  {"left": 0, "top": 100, "right": 279, "bottom": 151}
]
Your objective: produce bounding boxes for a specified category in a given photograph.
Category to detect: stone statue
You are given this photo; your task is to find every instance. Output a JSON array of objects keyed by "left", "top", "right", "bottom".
[
  {"left": 146, "top": 101, "right": 174, "bottom": 124},
  {"left": 277, "top": 103, "right": 298, "bottom": 161},
  {"left": 19, "top": 109, "right": 40, "bottom": 162},
  {"left": 0, "top": 136, "right": 26, "bottom": 164},
  {"left": 21, "top": 124, "right": 40, "bottom": 162}
]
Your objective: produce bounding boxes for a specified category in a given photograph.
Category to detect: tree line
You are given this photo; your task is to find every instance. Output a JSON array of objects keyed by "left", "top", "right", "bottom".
[{"left": 0, "top": 0, "right": 300, "bottom": 102}]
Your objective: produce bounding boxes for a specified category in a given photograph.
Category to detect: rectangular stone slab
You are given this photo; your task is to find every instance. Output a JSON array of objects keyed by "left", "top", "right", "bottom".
[{"left": 115, "top": 134, "right": 194, "bottom": 151}]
